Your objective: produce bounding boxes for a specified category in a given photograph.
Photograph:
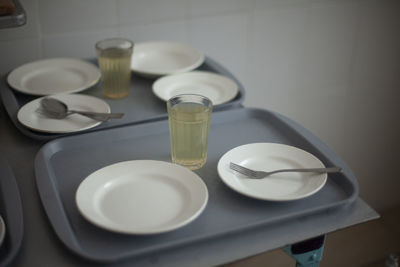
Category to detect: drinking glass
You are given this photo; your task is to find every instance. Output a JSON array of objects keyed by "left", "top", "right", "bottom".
[
  {"left": 167, "top": 94, "right": 213, "bottom": 170},
  {"left": 96, "top": 38, "right": 133, "bottom": 99}
]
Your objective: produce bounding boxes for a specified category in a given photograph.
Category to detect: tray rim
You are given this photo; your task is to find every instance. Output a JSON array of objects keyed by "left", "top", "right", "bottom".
[
  {"left": 0, "top": 157, "right": 24, "bottom": 267},
  {"left": 34, "top": 107, "right": 358, "bottom": 262},
  {"left": 1, "top": 56, "right": 245, "bottom": 141}
]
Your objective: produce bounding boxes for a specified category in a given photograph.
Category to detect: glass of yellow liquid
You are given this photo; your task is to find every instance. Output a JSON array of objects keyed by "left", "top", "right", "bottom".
[
  {"left": 167, "top": 94, "right": 213, "bottom": 170},
  {"left": 96, "top": 38, "right": 133, "bottom": 99}
]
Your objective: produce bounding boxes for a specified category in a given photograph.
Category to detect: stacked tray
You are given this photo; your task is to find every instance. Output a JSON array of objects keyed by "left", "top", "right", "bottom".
[
  {"left": 0, "top": 57, "right": 245, "bottom": 140},
  {"left": 35, "top": 107, "right": 358, "bottom": 262},
  {"left": 0, "top": 157, "right": 23, "bottom": 266}
]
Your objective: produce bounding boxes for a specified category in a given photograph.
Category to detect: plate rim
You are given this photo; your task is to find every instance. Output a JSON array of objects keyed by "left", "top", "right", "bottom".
[
  {"left": 131, "top": 41, "right": 205, "bottom": 77},
  {"left": 217, "top": 142, "right": 328, "bottom": 201},
  {"left": 7, "top": 57, "right": 101, "bottom": 96},
  {"left": 152, "top": 70, "right": 239, "bottom": 105},
  {"left": 16, "top": 93, "right": 110, "bottom": 134},
  {"left": 75, "top": 160, "right": 209, "bottom": 235}
]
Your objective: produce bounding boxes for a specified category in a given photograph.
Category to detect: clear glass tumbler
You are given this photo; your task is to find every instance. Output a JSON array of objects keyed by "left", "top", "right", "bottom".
[
  {"left": 167, "top": 94, "right": 213, "bottom": 170},
  {"left": 96, "top": 38, "right": 133, "bottom": 99}
]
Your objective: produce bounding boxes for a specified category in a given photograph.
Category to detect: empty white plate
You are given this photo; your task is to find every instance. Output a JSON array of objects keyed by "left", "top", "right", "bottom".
[
  {"left": 7, "top": 58, "right": 101, "bottom": 96},
  {"left": 217, "top": 143, "right": 328, "bottom": 201},
  {"left": 76, "top": 160, "right": 208, "bottom": 235},
  {"left": 152, "top": 71, "right": 238, "bottom": 105},
  {"left": 17, "top": 94, "right": 110, "bottom": 133},
  {"left": 131, "top": 41, "right": 205, "bottom": 78}
]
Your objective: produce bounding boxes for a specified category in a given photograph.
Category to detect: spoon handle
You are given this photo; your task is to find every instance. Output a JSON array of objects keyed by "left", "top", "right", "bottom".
[{"left": 69, "top": 110, "right": 124, "bottom": 122}]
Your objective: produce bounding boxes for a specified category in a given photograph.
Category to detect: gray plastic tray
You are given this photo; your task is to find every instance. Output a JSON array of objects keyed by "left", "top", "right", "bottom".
[
  {"left": 34, "top": 107, "right": 358, "bottom": 263},
  {"left": 0, "top": 57, "right": 245, "bottom": 141},
  {"left": 0, "top": 157, "right": 23, "bottom": 267}
]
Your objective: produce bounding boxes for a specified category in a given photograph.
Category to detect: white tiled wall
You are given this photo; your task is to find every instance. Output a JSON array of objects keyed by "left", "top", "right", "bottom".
[
  {"left": 188, "top": 13, "right": 249, "bottom": 81},
  {"left": 1, "top": 0, "right": 399, "bottom": 211},
  {"left": 119, "top": 0, "right": 187, "bottom": 25}
]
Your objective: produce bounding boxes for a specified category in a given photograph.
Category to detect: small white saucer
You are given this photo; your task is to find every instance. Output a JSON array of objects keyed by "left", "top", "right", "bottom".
[
  {"left": 217, "top": 143, "right": 328, "bottom": 201},
  {"left": 17, "top": 94, "right": 111, "bottom": 133},
  {"left": 131, "top": 42, "right": 205, "bottom": 78},
  {"left": 7, "top": 58, "right": 100, "bottom": 96},
  {"left": 152, "top": 71, "right": 238, "bottom": 105}
]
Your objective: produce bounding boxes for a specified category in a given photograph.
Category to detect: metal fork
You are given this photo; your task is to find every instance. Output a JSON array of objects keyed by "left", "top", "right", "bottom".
[{"left": 229, "top": 162, "right": 342, "bottom": 179}]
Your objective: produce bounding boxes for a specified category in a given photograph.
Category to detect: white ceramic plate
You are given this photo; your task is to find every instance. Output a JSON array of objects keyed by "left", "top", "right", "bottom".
[
  {"left": 7, "top": 58, "right": 101, "bottom": 96},
  {"left": 131, "top": 41, "right": 205, "bottom": 78},
  {"left": 152, "top": 71, "right": 238, "bottom": 105},
  {"left": 0, "top": 215, "right": 5, "bottom": 248},
  {"left": 76, "top": 160, "right": 208, "bottom": 235},
  {"left": 217, "top": 143, "right": 327, "bottom": 201},
  {"left": 17, "top": 94, "right": 110, "bottom": 133}
]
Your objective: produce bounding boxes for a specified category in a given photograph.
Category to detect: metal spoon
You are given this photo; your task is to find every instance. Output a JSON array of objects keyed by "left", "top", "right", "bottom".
[{"left": 40, "top": 97, "right": 124, "bottom": 122}]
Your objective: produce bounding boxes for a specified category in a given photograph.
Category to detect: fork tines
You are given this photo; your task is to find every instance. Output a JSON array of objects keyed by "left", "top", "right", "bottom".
[{"left": 229, "top": 162, "right": 258, "bottom": 178}]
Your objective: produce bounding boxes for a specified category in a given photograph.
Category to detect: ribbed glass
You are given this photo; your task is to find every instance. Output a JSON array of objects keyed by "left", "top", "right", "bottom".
[
  {"left": 96, "top": 38, "right": 133, "bottom": 99},
  {"left": 167, "top": 94, "right": 213, "bottom": 170}
]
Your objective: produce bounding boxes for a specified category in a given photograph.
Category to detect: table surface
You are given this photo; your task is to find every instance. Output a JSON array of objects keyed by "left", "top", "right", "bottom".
[{"left": 0, "top": 95, "right": 379, "bottom": 267}]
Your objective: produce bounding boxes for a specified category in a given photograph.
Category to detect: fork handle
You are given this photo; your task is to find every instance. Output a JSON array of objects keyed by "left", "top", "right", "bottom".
[{"left": 267, "top": 167, "right": 342, "bottom": 176}]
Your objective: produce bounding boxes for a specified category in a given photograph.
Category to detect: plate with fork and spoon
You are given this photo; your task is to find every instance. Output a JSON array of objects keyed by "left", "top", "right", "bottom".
[{"left": 217, "top": 143, "right": 341, "bottom": 201}]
